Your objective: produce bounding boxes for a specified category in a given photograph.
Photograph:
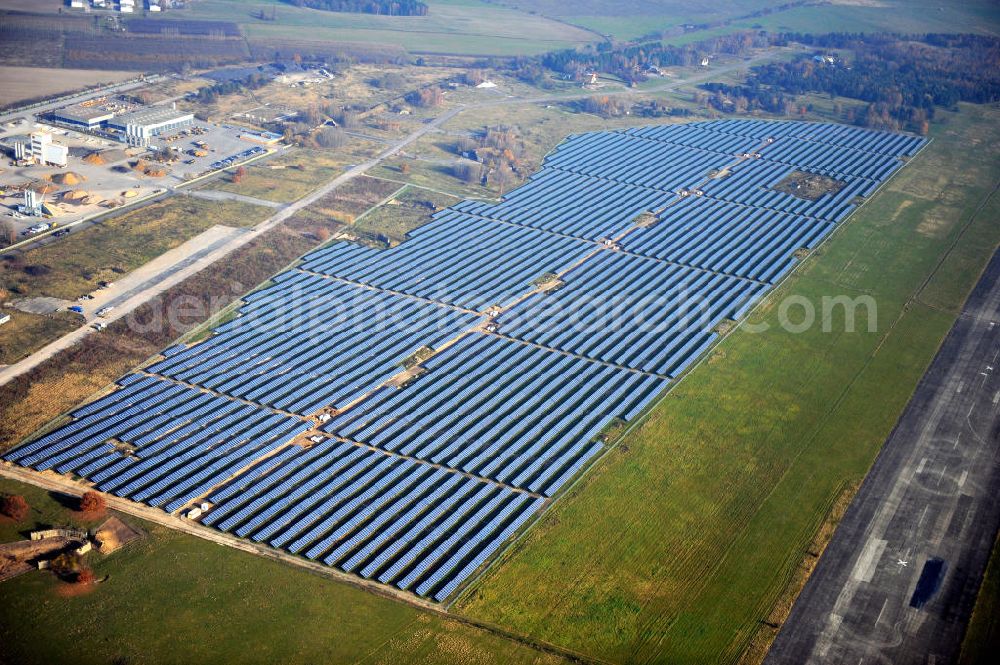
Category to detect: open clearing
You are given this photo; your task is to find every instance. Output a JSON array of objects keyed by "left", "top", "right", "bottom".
[
  {"left": 0, "top": 197, "right": 272, "bottom": 362},
  {"left": 0, "top": 66, "right": 138, "bottom": 108},
  {"left": 494, "top": 0, "right": 1000, "bottom": 41},
  {"left": 183, "top": 0, "right": 598, "bottom": 56},
  {"left": 1, "top": 197, "right": 270, "bottom": 303},
  {"left": 0, "top": 478, "right": 568, "bottom": 665},
  {"left": 458, "top": 103, "right": 1000, "bottom": 663}
]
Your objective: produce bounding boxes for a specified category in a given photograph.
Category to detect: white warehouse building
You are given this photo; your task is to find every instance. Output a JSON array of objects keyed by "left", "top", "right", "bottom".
[{"left": 106, "top": 104, "right": 194, "bottom": 147}]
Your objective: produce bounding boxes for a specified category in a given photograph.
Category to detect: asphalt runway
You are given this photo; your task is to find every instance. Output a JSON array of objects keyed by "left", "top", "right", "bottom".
[{"left": 767, "top": 248, "right": 1000, "bottom": 665}]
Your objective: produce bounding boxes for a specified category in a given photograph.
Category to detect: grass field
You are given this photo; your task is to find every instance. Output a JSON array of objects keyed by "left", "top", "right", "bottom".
[
  {"left": 0, "top": 478, "right": 567, "bottom": 665},
  {"left": 181, "top": 0, "right": 596, "bottom": 56},
  {"left": 961, "top": 533, "right": 1000, "bottom": 665},
  {"left": 0, "top": 310, "right": 78, "bottom": 366},
  {"left": 353, "top": 184, "right": 462, "bottom": 243},
  {"left": 0, "top": 66, "right": 138, "bottom": 108},
  {"left": 492, "top": 0, "right": 1000, "bottom": 41},
  {"left": 0, "top": 197, "right": 270, "bottom": 302},
  {"left": 211, "top": 149, "right": 357, "bottom": 204},
  {"left": 456, "top": 102, "right": 1000, "bottom": 663}
]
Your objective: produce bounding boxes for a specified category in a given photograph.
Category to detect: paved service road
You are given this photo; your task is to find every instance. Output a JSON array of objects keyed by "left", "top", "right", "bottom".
[{"left": 767, "top": 248, "right": 1000, "bottom": 665}]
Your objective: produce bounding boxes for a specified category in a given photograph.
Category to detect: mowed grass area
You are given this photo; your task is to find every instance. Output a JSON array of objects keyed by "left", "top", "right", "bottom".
[
  {"left": 496, "top": 0, "right": 1000, "bottom": 41},
  {"left": 0, "top": 479, "right": 567, "bottom": 665},
  {"left": 183, "top": 0, "right": 596, "bottom": 56},
  {"left": 458, "top": 103, "right": 1000, "bottom": 663},
  {"left": 0, "top": 310, "right": 78, "bottom": 365},
  {"left": 354, "top": 185, "right": 462, "bottom": 244},
  {"left": 210, "top": 149, "right": 357, "bottom": 204},
  {"left": 0, "top": 197, "right": 270, "bottom": 302},
  {"left": 961, "top": 534, "right": 1000, "bottom": 665}
]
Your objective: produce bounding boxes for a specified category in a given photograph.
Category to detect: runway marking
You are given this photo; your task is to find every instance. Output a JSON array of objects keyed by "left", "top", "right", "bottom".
[
  {"left": 953, "top": 433, "right": 962, "bottom": 449},
  {"left": 957, "top": 380, "right": 965, "bottom": 394},
  {"left": 993, "top": 390, "right": 999, "bottom": 405},
  {"left": 916, "top": 457, "right": 927, "bottom": 475},
  {"left": 874, "top": 597, "right": 888, "bottom": 626},
  {"left": 852, "top": 538, "right": 888, "bottom": 582},
  {"left": 917, "top": 505, "right": 929, "bottom": 527},
  {"left": 937, "top": 465, "right": 948, "bottom": 486},
  {"left": 958, "top": 470, "right": 968, "bottom": 488}
]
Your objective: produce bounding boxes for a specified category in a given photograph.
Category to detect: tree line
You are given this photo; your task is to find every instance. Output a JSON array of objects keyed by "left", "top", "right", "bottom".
[
  {"left": 527, "top": 31, "right": 775, "bottom": 86},
  {"left": 284, "top": 0, "right": 428, "bottom": 16},
  {"left": 195, "top": 72, "right": 270, "bottom": 103}
]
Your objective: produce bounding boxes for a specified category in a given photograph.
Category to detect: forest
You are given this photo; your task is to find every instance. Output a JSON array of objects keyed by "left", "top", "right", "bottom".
[
  {"left": 283, "top": 0, "right": 429, "bottom": 15},
  {"left": 534, "top": 31, "right": 773, "bottom": 85},
  {"left": 514, "top": 29, "right": 999, "bottom": 133},
  {"left": 702, "top": 33, "right": 1000, "bottom": 132}
]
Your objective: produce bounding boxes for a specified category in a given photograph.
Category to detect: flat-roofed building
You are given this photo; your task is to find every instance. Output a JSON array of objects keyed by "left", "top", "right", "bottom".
[
  {"left": 106, "top": 104, "right": 194, "bottom": 147},
  {"left": 49, "top": 104, "right": 116, "bottom": 131}
]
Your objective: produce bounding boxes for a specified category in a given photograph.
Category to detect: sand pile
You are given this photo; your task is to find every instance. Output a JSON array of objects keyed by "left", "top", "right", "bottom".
[
  {"left": 63, "top": 189, "right": 90, "bottom": 202},
  {"left": 83, "top": 152, "right": 105, "bottom": 165},
  {"left": 51, "top": 171, "right": 85, "bottom": 186},
  {"left": 29, "top": 182, "right": 57, "bottom": 195}
]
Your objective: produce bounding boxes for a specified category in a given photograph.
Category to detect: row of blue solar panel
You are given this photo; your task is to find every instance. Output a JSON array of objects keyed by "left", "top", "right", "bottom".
[
  {"left": 620, "top": 196, "right": 835, "bottom": 282},
  {"left": 324, "top": 333, "right": 665, "bottom": 495},
  {"left": 622, "top": 123, "right": 906, "bottom": 180},
  {"left": 299, "top": 212, "right": 595, "bottom": 311},
  {"left": 200, "top": 440, "right": 543, "bottom": 601},
  {"left": 495, "top": 251, "right": 764, "bottom": 375},
  {"left": 452, "top": 168, "right": 675, "bottom": 241},
  {"left": 148, "top": 272, "right": 479, "bottom": 414},
  {"left": 6, "top": 377, "right": 309, "bottom": 513},
  {"left": 698, "top": 119, "right": 926, "bottom": 156}
]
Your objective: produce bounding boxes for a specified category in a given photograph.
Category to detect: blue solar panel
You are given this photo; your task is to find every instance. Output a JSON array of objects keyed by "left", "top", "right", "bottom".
[{"left": 2, "top": 119, "right": 924, "bottom": 601}]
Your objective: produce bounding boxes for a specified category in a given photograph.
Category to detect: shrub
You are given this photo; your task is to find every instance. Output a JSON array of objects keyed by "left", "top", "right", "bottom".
[
  {"left": 0, "top": 494, "right": 29, "bottom": 521},
  {"left": 79, "top": 491, "right": 106, "bottom": 513}
]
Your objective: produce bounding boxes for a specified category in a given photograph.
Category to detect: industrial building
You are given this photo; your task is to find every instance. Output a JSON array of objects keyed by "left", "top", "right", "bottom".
[
  {"left": 48, "top": 104, "right": 116, "bottom": 132},
  {"left": 14, "top": 132, "right": 69, "bottom": 167},
  {"left": 106, "top": 105, "right": 195, "bottom": 147}
]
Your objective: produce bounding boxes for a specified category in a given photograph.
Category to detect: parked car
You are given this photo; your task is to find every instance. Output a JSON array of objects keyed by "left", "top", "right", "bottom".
[
  {"left": 68, "top": 305, "right": 84, "bottom": 314},
  {"left": 96, "top": 306, "right": 115, "bottom": 317}
]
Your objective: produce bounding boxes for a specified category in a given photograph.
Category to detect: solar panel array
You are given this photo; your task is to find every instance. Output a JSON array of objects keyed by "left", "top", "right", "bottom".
[{"left": 3, "top": 120, "right": 924, "bottom": 601}]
